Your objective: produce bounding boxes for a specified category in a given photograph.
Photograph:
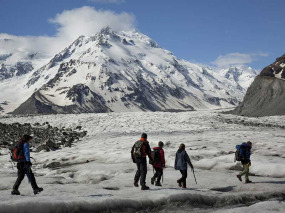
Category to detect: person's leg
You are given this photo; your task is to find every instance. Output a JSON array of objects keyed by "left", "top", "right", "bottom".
[
  {"left": 181, "top": 170, "right": 187, "bottom": 188},
  {"left": 177, "top": 170, "right": 183, "bottom": 187},
  {"left": 244, "top": 164, "right": 250, "bottom": 181},
  {"left": 239, "top": 164, "right": 247, "bottom": 177},
  {"left": 28, "top": 167, "right": 39, "bottom": 190},
  {"left": 134, "top": 160, "right": 141, "bottom": 185},
  {"left": 151, "top": 168, "right": 158, "bottom": 184},
  {"left": 13, "top": 163, "right": 25, "bottom": 190},
  {"left": 140, "top": 158, "right": 147, "bottom": 187},
  {"left": 156, "top": 168, "right": 163, "bottom": 184}
]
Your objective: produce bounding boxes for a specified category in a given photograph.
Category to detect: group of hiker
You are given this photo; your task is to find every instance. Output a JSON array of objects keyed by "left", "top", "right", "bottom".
[
  {"left": 131, "top": 133, "right": 253, "bottom": 190},
  {"left": 131, "top": 133, "right": 195, "bottom": 190},
  {"left": 9, "top": 133, "right": 253, "bottom": 195}
]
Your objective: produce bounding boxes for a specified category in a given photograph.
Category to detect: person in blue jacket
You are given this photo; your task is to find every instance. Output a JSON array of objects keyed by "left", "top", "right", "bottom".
[
  {"left": 236, "top": 141, "right": 252, "bottom": 183},
  {"left": 11, "top": 135, "right": 43, "bottom": 195},
  {"left": 174, "top": 143, "right": 194, "bottom": 188}
]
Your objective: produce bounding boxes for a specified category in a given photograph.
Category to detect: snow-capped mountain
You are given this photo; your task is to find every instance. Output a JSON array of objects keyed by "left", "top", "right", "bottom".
[
  {"left": 1, "top": 28, "right": 257, "bottom": 114},
  {"left": 219, "top": 65, "right": 258, "bottom": 91},
  {"left": 0, "top": 52, "right": 36, "bottom": 81},
  {"left": 12, "top": 28, "right": 248, "bottom": 114}
]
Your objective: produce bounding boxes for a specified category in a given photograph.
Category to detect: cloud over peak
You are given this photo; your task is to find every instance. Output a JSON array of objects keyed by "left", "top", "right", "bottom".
[
  {"left": 50, "top": 6, "right": 135, "bottom": 41},
  {"left": 0, "top": 7, "right": 136, "bottom": 65}
]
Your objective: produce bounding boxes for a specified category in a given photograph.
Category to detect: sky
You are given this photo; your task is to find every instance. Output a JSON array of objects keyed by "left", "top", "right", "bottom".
[{"left": 0, "top": 0, "right": 284, "bottom": 70}]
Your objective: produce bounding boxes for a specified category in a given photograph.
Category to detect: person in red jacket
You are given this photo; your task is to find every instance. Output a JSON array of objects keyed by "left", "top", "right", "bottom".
[{"left": 151, "top": 141, "right": 165, "bottom": 186}]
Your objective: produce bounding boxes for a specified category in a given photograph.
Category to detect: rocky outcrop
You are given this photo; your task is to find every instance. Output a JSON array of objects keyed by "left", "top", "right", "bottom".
[
  {"left": 260, "top": 54, "right": 285, "bottom": 79},
  {"left": 0, "top": 121, "right": 87, "bottom": 152},
  {"left": 230, "top": 54, "right": 285, "bottom": 117},
  {"left": 230, "top": 75, "right": 285, "bottom": 117}
]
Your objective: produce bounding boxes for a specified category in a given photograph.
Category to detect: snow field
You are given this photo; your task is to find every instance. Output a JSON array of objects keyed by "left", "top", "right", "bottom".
[{"left": 0, "top": 110, "right": 284, "bottom": 212}]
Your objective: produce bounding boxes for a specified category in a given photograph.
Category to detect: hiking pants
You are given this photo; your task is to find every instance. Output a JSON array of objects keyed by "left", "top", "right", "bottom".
[
  {"left": 153, "top": 168, "right": 163, "bottom": 183},
  {"left": 178, "top": 170, "right": 187, "bottom": 187},
  {"left": 134, "top": 158, "right": 147, "bottom": 187},
  {"left": 13, "top": 162, "right": 39, "bottom": 190},
  {"left": 239, "top": 163, "right": 250, "bottom": 181}
]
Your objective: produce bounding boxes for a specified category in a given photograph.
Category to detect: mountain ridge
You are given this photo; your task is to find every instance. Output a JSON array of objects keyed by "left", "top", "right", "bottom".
[{"left": 1, "top": 28, "right": 257, "bottom": 114}]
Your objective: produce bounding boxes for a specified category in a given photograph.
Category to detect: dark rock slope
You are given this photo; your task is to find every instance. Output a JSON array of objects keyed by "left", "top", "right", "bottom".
[
  {"left": 230, "top": 55, "right": 285, "bottom": 117},
  {"left": 0, "top": 121, "right": 87, "bottom": 152}
]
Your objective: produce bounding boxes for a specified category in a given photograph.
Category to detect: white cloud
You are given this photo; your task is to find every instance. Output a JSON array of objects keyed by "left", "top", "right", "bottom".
[
  {"left": 0, "top": 7, "right": 135, "bottom": 65},
  {"left": 49, "top": 6, "right": 135, "bottom": 41},
  {"left": 211, "top": 52, "right": 268, "bottom": 68},
  {"left": 88, "top": 0, "right": 125, "bottom": 3}
]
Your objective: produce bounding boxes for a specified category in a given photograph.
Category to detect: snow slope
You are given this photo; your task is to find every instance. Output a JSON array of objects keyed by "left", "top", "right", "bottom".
[{"left": 0, "top": 110, "right": 284, "bottom": 212}]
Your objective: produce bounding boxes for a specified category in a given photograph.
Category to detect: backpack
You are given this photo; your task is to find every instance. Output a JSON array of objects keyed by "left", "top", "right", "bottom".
[
  {"left": 9, "top": 141, "right": 25, "bottom": 162},
  {"left": 133, "top": 140, "right": 144, "bottom": 158},
  {"left": 235, "top": 145, "right": 245, "bottom": 162},
  {"left": 151, "top": 149, "right": 161, "bottom": 165}
]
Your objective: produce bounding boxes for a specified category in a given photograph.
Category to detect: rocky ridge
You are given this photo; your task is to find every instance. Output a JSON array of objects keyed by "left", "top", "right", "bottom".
[{"left": 230, "top": 54, "right": 285, "bottom": 117}]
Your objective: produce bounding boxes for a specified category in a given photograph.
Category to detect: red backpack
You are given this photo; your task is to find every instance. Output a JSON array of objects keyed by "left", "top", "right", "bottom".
[{"left": 9, "top": 141, "right": 25, "bottom": 162}]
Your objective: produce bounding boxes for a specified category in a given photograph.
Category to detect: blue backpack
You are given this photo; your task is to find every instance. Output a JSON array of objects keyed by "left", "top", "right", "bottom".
[{"left": 235, "top": 145, "right": 246, "bottom": 162}]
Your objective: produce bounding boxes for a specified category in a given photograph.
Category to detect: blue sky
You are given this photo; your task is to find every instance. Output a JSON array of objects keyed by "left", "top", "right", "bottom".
[{"left": 0, "top": 0, "right": 284, "bottom": 70}]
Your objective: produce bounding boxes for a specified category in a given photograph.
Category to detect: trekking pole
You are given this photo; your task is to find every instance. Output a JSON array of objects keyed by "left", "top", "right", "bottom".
[
  {"left": 30, "top": 157, "right": 36, "bottom": 162},
  {"left": 192, "top": 169, "right": 197, "bottom": 185}
]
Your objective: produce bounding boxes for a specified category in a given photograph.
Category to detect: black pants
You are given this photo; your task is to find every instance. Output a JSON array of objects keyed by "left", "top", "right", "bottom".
[
  {"left": 134, "top": 158, "right": 147, "bottom": 187},
  {"left": 178, "top": 170, "right": 187, "bottom": 187},
  {"left": 13, "top": 162, "right": 39, "bottom": 190},
  {"left": 153, "top": 168, "right": 163, "bottom": 183}
]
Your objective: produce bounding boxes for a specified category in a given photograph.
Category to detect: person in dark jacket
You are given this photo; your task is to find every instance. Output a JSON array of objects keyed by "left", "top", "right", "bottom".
[
  {"left": 11, "top": 135, "right": 43, "bottom": 195},
  {"left": 131, "top": 133, "right": 153, "bottom": 190},
  {"left": 151, "top": 141, "right": 165, "bottom": 186},
  {"left": 236, "top": 141, "right": 252, "bottom": 183},
  {"left": 174, "top": 143, "right": 194, "bottom": 188}
]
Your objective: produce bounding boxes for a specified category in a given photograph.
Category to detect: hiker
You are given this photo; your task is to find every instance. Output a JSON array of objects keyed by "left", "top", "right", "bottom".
[
  {"left": 11, "top": 135, "right": 43, "bottom": 195},
  {"left": 174, "top": 143, "right": 194, "bottom": 188},
  {"left": 131, "top": 133, "right": 153, "bottom": 190},
  {"left": 151, "top": 141, "right": 165, "bottom": 187},
  {"left": 236, "top": 141, "right": 252, "bottom": 183}
]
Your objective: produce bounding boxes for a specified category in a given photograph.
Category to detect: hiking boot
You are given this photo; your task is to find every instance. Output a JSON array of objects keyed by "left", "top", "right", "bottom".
[
  {"left": 151, "top": 177, "right": 155, "bottom": 185},
  {"left": 34, "top": 187, "right": 43, "bottom": 195},
  {"left": 11, "top": 189, "right": 20, "bottom": 195},
  {"left": 155, "top": 182, "right": 162, "bottom": 187},
  {"left": 177, "top": 180, "right": 182, "bottom": 187},
  {"left": 245, "top": 180, "right": 252, "bottom": 184},
  {"left": 141, "top": 185, "right": 150, "bottom": 190},
  {"left": 236, "top": 175, "right": 242, "bottom": 182},
  {"left": 134, "top": 181, "right": 139, "bottom": 187}
]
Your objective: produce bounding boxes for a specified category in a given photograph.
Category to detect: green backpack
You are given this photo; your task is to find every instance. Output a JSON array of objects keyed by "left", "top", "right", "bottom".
[{"left": 133, "top": 140, "right": 144, "bottom": 158}]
